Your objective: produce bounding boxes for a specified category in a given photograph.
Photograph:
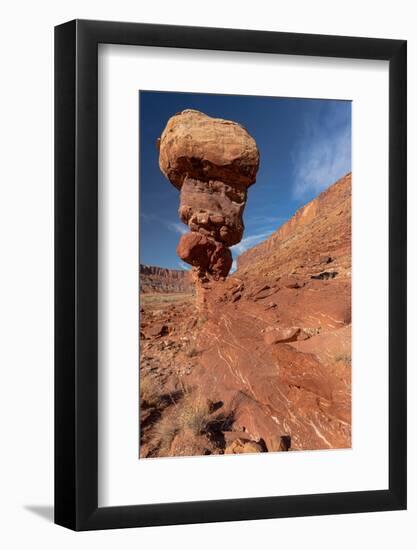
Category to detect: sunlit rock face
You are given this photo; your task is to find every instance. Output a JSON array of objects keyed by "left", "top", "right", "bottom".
[{"left": 158, "top": 109, "right": 259, "bottom": 281}]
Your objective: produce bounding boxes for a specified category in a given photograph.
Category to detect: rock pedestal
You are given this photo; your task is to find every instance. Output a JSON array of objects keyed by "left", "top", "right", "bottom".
[{"left": 158, "top": 109, "right": 259, "bottom": 293}]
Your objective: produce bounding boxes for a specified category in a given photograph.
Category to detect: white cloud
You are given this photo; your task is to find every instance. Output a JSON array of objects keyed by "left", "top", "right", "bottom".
[
  {"left": 167, "top": 222, "right": 188, "bottom": 235},
  {"left": 177, "top": 260, "right": 191, "bottom": 270},
  {"left": 231, "top": 230, "right": 274, "bottom": 256},
  {"left": 292, "top": 106, "right": 351, "bottom": 199}
]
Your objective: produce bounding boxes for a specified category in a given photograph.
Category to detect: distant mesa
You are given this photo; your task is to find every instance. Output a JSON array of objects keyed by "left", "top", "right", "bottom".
[
  {"left": 140, "top": 264, "right": 193, "bottom": 294},
  {"left": 158, "top": 109, "right": 260, "bottom": 283}
]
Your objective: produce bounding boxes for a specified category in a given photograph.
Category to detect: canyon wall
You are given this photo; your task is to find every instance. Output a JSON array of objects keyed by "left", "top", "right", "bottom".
[
  {"left": 237, "top": 172, "right": 351, "bottom": 274},
  {"left": 140, "top": 264, "right": 193, "bottom": 294}
]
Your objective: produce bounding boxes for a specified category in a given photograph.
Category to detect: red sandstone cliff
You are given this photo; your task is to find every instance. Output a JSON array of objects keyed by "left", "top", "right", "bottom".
[{"left": 238, "top": 172, "right": 351, "bottom": 275}]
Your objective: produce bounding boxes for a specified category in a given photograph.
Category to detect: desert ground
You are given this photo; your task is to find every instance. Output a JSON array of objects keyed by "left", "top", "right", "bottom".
[{"left": 139, "top": 172, "right": 351, "bottom": 458}]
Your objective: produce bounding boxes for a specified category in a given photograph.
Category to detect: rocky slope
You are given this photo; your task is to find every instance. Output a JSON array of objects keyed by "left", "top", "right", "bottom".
[
  {"left": 140, "top": 264, "right": 193, "bottom": 294},
  {"left": 238, "top": 172, "right": 351, "bottom": 275},
  {"left": 140, "top": 173, "right": 351, "bottom": 458}
]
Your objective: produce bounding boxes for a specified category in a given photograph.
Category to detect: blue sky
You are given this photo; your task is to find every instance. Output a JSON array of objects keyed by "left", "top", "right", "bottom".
[{"left": 139, "top": 91, "right": 351, "bottom": 270}]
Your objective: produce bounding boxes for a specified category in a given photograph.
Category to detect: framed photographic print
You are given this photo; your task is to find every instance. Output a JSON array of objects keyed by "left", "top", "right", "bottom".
[{"left": 55, "top": 20, "right": 407, "bottom": 530}]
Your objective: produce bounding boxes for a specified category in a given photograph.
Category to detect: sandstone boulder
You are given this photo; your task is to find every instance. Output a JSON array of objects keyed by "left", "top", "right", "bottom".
[
  {"left": 146, "top": 323, "right": 169, "bottom": 339},
  {"left": 176, "top": 232, "right": 232, "bottom": 279},
  {"left": 159, "top": 109, "right": 259, "bottom": 189},
  {"left": 169, "top": 431, "right": 213, "bottom": 457},
  {"left": 225, "top": 438, "right": 265, "bottom": 454}
]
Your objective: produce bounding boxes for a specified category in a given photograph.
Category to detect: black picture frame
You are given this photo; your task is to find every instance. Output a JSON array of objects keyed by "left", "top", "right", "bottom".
[{"left": 55, "top": 19, "right": 407, "bottom": 531}]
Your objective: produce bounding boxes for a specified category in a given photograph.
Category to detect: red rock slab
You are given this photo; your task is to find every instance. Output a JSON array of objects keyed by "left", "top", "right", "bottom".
[
  {"left": 186, "top": 302, "right": 351, "bottom": 451},
  {"left": 263, "top": 326, "right": 301, "bottom": 345},
  {"left": 290, "top": 324, "right": 351, "bottom": 365}
]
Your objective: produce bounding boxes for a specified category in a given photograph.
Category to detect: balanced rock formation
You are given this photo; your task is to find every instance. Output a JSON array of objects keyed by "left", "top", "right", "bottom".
[{"left": 158, "top": 109, "right": 259, "bottom": 281}]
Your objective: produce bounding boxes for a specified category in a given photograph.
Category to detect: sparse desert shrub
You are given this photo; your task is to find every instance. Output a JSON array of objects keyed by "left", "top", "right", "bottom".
[
  {"left": 153, "top": 415, "right": 178, "bottom": 453},
  {"left": 151, "top": 391, "right": 213, "bottom": 455},
  {"left": 178, "top": 396, "right": 211, "bottom": 436},
  {"left": 335, "top": 353, "right": 351, "bottom": 365},
  {"left": 174, "top": 375, "right": 187, "bottom": 398},
  {"left": 196, "top": 314, "right": 208, "bottom": 327},
  {"left": 303, "top": 327, "right": 321, "bottom": 337},
  {"left": 186, "top": 346, "right": 200, "bottom": 358},
  {"left": 140, "top": 375, "right": 161, "bottom": 406}
]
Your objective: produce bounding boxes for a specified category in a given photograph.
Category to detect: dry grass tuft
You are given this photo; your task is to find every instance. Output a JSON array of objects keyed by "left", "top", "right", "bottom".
[
  {"left": 149, "top": 388, "right": 213, "bottom": 454},
  {"left": 185, "top": 346, "right": 200, "bottom": 358},
  {"left": 140, "top": 375, "right": 161, "bottom": 406},
  {"left": 178, "top": 396, "right": 211, "bottom": 436},
  {"left": 153, "top": 415, "right": 178, "bottom": 453},
  {"left": 335, "top": 353, "right": 352, "bottom": 365},
  {"left": 196, "top": 314, "right": 208, "bottom": 327}
]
